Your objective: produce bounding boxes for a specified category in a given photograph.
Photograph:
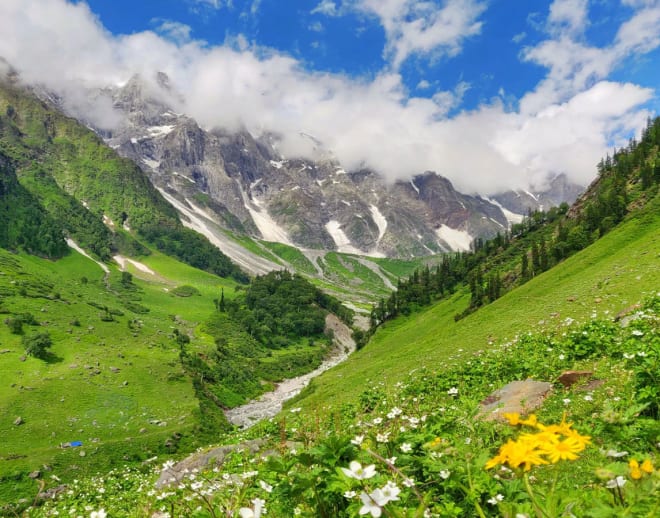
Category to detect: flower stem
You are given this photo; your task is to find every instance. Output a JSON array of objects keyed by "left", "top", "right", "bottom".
[
  {"left": 466, "top": 459, "right": 487, "bottom": 518},
  {"left": 523, "top": 473, "right": 551, "bottom": 518}
]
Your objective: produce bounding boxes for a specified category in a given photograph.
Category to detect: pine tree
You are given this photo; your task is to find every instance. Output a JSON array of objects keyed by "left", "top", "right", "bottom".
[{"left": 521, "top": 251, "right": 530, "bottom": 282}]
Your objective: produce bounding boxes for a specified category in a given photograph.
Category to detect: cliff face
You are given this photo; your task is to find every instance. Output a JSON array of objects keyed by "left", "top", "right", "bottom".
[{"left": 93, "top": 74, "right": 582, "bottom": 257}]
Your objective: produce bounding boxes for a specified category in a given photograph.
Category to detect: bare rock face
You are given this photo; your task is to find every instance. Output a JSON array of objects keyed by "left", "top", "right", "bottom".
[
  {"left": 66, "top": 72, "right": 581, "bottom": 259},
  {"left": 479, "top": 380, "right": 553, "bottom": 421}
]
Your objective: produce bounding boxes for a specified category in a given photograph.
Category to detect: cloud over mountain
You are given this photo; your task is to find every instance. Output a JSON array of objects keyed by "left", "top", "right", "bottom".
[{"left": 0, "top": 0, "right": 657, "bottom": 194}]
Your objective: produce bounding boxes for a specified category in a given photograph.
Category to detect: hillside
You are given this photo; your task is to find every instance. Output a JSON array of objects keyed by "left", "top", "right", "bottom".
[
  {"left": 17, "top": 174, "right": 659, "bottom": 518},
  {"left": 0, "top": 79, "right": 246, "bottom": 281},
  {"left": 292, "top": 191, "right": 660, "bottom": 409}
]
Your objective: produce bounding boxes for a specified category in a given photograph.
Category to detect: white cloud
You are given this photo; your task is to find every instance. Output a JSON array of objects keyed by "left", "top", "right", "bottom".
[
  {"left": 0, "top": 0, "right": 656, "bottom": 196},
  {"left": 308, "top": 21, "right": 325, "bottom": 33},
  {"left": 520, "top": 3, "right": 660, "bottom": 114},
  {"left": 348, "top": 0, "right": 487, "bottom": 68},
  {"left": 547, "top": 0, "right": 589, "bottom": 36},
  {"left": 153, "top": 20, "right": 193, "bottom": 44},
  {"left": 312, "top": 1, "right": 339, "bottom": 17},
  {"left": 416, "top": 79, "right": 431, "bottom": 90},
  {"left": 512, "top": 31, "right": 527, "bottom": 44},
  {"left": 190, "top": 0, "right": 230, "bottom": 9}
]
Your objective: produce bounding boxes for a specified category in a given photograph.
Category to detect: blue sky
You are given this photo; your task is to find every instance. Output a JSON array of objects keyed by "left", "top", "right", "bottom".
[
  {"left": 82, "top": 0, "right": 659, "bottom": 115},
  {"left": 1, "top": 0, "right": 659, "bottom": 193}
]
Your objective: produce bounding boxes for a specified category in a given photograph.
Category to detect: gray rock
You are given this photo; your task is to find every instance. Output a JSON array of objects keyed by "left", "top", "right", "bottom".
[
  {"left": 479, "top": 379, "right": 553, "bottom": 421},
  {"left": 155, "top": 439, "right": 266, "bottom": 488},
  {"left": 13, "top": 416, "right": 23, "bottom": 426}
]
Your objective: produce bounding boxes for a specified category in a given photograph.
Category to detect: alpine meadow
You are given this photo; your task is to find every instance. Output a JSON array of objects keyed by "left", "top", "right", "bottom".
[{"left": 1, "top": 1, "right": 660, "bottom": 517}]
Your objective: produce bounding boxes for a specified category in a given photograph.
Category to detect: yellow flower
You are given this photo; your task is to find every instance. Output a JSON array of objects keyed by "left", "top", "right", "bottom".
[
  {"left": 629, "top": 460, "right": 643, "bottom": 480},
  {"left": 540, "top": 437, "right": 584, "bottom": 463},
  {"left": 640, "top": 459, "right": 654, "bottom": 474},
  {"left": 562, "top": 427, "right": 591, "bottom": 449},
  {"left": 502, "top": 438, "right": 548, "bottom": 471},
  {"left": 520, "top": 414, "right": 538, "bottom": 427},
  {"left": 503, "top": 412, "right": 521, "bottom": 425}
]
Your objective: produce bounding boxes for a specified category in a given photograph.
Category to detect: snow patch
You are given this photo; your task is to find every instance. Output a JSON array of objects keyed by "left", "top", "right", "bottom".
[
  {"left": 325, "top": 220, "right": 363, "bottom": 254},
  {"left": 485, "top": 198, "right": 525, "bottom": 225},
  {"left": 172, "top": 172, "right": 196, "bottom": 184},
  {"left": 291, "top": 186, "right": 300, "bottom": 191},
  {"left": 156, "top": 189, "right": 280, "bottom": 275},
  {"left": 435, "top": 225, "right": 473, "bottom": 252},
  {"left": 270, "top": 160, "right": 285, "bottom": 169},
  {"left": 143, "top": 158, "right": 160, "bottom": 170},
  {"left": 489, "top": 217, "right": 505, "bottom": 228},
  {"left": 113, "top": 255, "right": 156, "bottom": 275},
  {"left": 523, "top": 190, "right": 539, "bottom": 201},
  {"left": 148, "top": 125, "right": 174, "bottom": 137},
  {"left": 369, "top": 204, "right": 388, "bottom": 243},
  {"left": 240, "top": 187, "right": 293, "bottom": 245},
  {"left": 66, "top": 239, "right": 109, "bottom": 274},
  {"left": 316, "top": 179, "right": 325, "bottom": 187},
  {"left": 130, "top": 138, "right": 138, "bottom": 145},
  {"left": 341, "top": 200, "right": 351, "bottom": 206},
  {"left": 410, "top": 179, "right": 420, "bottom": 195},
  {"left": 335, "top": 168, "right": 347, "bottom": 175}
]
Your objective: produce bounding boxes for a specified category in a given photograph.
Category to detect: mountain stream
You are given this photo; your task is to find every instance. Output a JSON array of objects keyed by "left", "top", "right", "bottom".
[{"left": 224, "top": 314, "right": 355, "bottom": 429}]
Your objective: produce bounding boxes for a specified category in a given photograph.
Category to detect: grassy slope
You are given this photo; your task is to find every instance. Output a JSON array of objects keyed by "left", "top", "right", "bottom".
[
  {"left": 292, "top": 195, "right": 660, "bottom": 410},
  {"left": 0, "top": 249, "right": 236, "bottom": 502}
]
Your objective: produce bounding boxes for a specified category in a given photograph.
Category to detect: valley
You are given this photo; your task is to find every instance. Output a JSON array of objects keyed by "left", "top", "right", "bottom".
[{"left": 0, "top": 4, "right": 659, "bottom": 514}]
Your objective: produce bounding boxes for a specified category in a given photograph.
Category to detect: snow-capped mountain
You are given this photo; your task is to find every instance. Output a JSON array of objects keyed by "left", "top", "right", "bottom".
[{"left": 87, "top": 73, "right": 583, "bottom": 259}]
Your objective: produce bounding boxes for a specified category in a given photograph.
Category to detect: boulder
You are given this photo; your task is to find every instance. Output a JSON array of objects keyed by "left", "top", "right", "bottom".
[
  {"left": 155, "top": 439, "right": 267, "bottom": 488},
  {"left": 479, "top": 380, "right": 553, "bottom": 421},
  {"left": 557, "top": 370, "right": 593, "bottom": 388}
]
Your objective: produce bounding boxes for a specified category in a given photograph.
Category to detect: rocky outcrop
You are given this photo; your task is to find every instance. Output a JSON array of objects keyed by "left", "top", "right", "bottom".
[
  {"left": 479, "top": 379, "right": 553, "bottom": 421},
  {"left": 80, "top": 73, "right": 581, "bottom": 258}
]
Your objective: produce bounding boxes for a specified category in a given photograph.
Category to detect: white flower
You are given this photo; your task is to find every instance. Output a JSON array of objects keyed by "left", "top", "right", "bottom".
[
  {"left": 376, "top": 432, "right": 390, "bottom": 443},
  {"left": 487, "top": 494, "right": 504, "bottom": 505},
  {"left": 403, "top": 477, "right": 415, "bottom": 487},
  {"left": 632, "top": 330, "right": 644, "bottom": 336},
  {"left": 605, "top": 449, "right": 628, "bottom": 458},
  {"left": 372, "top": 417, "right": 383, "bottom": 425},
  {"left": 464, "top": 437, "right": 472, "bottom": 445},
  {"left": 558, "top": 354, "right": 565, "bottom": 360},
  {"left": 637, "top": 351, "right": 647, "bottom": 357},
  {"left": 439, "top": 470, "right": 451, "bottom": 479},
  {"left": 400, "top": 443, "right": 412, "bottom": 453},
  {"left": 239, "top": 498, "right": 266, "bottom": 518},
  {"left": 623, "top": 352, "right": 635, "bottom": 359},
  {"left": 563, "top": 398, "right": 571, "bottom": 405},
  {"left": 90, "top": 511, "right": 106, "bottom": 518},
  {"left": 447, "top": 387, "right": 459, "bottom": 396},
  {"left": 583, "top": 395, "right": 593, "bottom": 401},
  {"left": 344, "top": 490, "right": 356, "bottom": 498},
  {"left": 606, "top": 476, "right": 627, "bottom": 488},
  {"left": 341, "top": 461, "right": 377, "bottom": 480},
  {"left": 351, "top": 435, "right": 364, "bottom": 446},
  {"left": 386, "top": 456, "right": 397, "bottom": 465},
  {"left": 259, "top": 480, "right": 273, "bottom": 493},
  {"left": 387, "top": 407, "right": 402, "bottom": 419},
  {"left": 359, "top": 491, "right": 383, "bottom": 517},
  {"left": 379, "top": 481, "right": 401, "bottom": 504}
]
